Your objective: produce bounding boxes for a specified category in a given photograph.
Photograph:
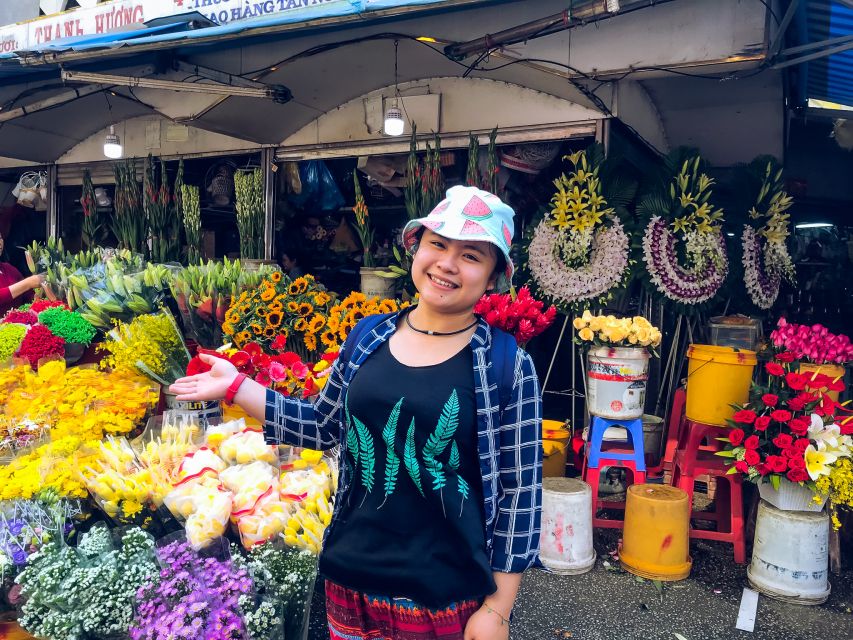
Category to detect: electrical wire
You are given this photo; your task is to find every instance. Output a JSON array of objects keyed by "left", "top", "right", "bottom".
[{"left": 754, "top": 0, "right": 782, "bottom": 25}]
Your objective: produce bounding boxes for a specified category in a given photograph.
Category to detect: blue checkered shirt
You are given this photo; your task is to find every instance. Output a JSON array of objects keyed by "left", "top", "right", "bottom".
[{"left": 264, "top": 312, "right": 543, "bottom": 573}]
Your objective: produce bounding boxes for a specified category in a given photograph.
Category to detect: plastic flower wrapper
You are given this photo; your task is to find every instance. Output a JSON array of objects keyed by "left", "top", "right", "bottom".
[
  {"left": 177, "top": 447, "right": 228, "bottom": 481},
  {"left": 220, "top": 429, "right": 279, "bottom": 466},
  {"left": 163, "top": 477, "right": 233, "bottom": 551},
  {"left": 16, "top": 525, "right": 158, "bottom": 640},
  {"left": 240, "top": 594, "right": 284, "bottom": 640},
  {"left": 101, "top": 308, "right": 191, "bottom": 387},
  {"left": 205, "top": 417, "right": 248, "bottom": 451},
  {"left": 0, "top": 417, "right": 49, "bottom": 463}
]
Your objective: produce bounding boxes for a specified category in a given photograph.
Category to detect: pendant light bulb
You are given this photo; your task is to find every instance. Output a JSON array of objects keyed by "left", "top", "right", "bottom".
[
  {"left": 103, "top": 125, "right": 123, "bottom": 159},
  {"left": 384, "top": 104, "right": 405, "bottom": 137}
]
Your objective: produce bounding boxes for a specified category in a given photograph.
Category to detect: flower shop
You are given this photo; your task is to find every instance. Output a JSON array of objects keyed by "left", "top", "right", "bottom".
[{"left": 0, "top": 116, "right": 852, "bottom": 640}]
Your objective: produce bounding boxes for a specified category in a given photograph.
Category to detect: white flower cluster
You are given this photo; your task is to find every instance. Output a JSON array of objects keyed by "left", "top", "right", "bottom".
[
  {"left": 241, "top": 594, "right": 282, "bottom": 639},
  {"left": 742, "top": 225, "right": 796, "bottom": 309},
  {"left": 528, "top": 218, "right": 630, "bottom": 309}
]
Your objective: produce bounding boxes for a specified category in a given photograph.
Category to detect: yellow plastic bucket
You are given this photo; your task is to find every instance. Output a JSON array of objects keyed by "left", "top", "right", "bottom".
[
  {"left": 621, "top": 484, "right": 692, "bottom": 581},
  {"left": 799, "top": 363, "right": 845, "bottom": 403},
  {"left": 685, "top": 344, "right": 756, "bottom": 426},
  {"left": 542, "top": 419, "right": 570, "bottom": 478}
]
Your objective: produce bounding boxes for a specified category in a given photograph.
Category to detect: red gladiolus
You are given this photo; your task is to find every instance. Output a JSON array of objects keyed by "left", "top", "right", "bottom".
[
  {"left": 770, "top": 409, "right": 793, "bottom": 423},
  {"left": 734, "top": 460, "right": 749, "bottom": 474},
  {"left": 754, "top": 416, "right": 771, "bottom": 432},
  {"left": 785, "top": 372, "right": 807, "bottom": 390},
  {"left": 733, "top": 409, "right": 757, "bottom": 424},
  {"left": 744, "top": 435, "right": 760, "bottom": 450},
  {"left": 761, "top": 394, "right": 779, "bottom": 407},
  {"left": 728, "top": 428, "right": 745, "bottom": 447},
  {"left": 765, "top": 362, "right": 785, "bottom": 376},
  {"left": 744, "top": 449, "right": 761, "bottom": 466}
]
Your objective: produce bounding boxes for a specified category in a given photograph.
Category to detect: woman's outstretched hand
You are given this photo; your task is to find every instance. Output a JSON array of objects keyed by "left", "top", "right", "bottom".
[{"left": 169, "top": 353, "right": 238, "bottom": 401}]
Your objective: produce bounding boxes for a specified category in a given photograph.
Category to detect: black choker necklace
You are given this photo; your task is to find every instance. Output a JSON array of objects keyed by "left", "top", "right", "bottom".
[{"left": 405, "top": 311, "right": 478, "bottom": 336}]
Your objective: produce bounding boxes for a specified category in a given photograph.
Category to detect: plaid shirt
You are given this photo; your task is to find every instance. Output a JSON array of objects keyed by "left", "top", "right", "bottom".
[{"left": 264, "top": 312, "right": 543, "bottom": 573}]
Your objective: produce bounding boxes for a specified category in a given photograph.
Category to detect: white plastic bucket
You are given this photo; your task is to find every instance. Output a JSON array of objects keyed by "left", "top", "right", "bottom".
[
  {"left": 586, "top": 347, "right": 650, "bottom": 419},
  {"left": 758, "top": 478, "right": 828, "bottom": 513},
  {"left": 540, "top": 477, "right": 596, "bottom": 575},
  {"left": 747, "top": 500, "right": 830, "bottom": 605}
]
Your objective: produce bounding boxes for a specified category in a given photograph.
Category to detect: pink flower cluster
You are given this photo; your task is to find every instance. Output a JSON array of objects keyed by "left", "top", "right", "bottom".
[
  {"left": 474, "top": 286, "right": 557, "bottom": 345},
  {"left": 770, "top": 318, "right": 853, "bottom": 365}
]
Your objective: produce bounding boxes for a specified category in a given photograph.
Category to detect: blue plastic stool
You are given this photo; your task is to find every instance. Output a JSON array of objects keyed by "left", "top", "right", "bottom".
[{"left": 586, "top": 416, "right": 646, "bottom": 472}]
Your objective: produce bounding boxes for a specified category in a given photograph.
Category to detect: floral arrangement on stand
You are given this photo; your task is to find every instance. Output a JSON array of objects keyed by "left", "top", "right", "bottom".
[
  {"left": 718, "top": 349, "right": 852, "bottom": 527},
  {"left": 741, "top": 160, "right": 797, "bottom": 309},
  {"left": 222, "top": 272, "right": 334, "bottom": 359},
  {"left": 473, "top": 286, "right": 557, "bottom": 346},
  {"left": 16, "top": 525, "right": 159, "bottom": 640},
  {"left": 527, "top": 146, "right": 633, "bottom": 312},
  {"left": 571, "top": 311, "right": 662, "bottom": 351},
  {"left": 640, "top": 153, "right": 728, "bottom": 305},
  {"left": 234, "top": 168, "right": 265, "bottom": 260}
]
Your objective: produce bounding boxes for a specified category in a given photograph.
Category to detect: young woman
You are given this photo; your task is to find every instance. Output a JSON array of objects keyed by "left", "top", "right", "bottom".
[
  {"left": 0, "top": 232, "right": 43, "bottom": 317},
  {"left": 171, "top": 186, "right": 543, "bottom": 640}
]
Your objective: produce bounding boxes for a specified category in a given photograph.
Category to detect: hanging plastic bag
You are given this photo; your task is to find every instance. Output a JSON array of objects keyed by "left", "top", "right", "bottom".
[
  {"left": 317, "top": 161, "right": 345, "bottom": 212},
  {"left": 288, "top": 161, "right": 320, "bottom": 209}
]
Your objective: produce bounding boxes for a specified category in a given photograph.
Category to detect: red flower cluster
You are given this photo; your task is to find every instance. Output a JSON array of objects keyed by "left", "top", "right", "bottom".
[
  {"left": 474, "top": 286, "right": 557, "bottom": 345},
  {"left": 3, "top": 310, "right": 38, "bottom": 325},
  {"left": 15, "top": 324, "right": 65, "bottom": 368},
  {"left": 28, "top": 300, "right": 69, "bottom": 314},
  {"left": 770, "top": 317, "right": 853, "bottom": 364}
]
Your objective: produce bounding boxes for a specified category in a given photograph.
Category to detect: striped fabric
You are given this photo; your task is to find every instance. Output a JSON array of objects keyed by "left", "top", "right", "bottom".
[
  {"left": 264, "top": 312, "right": 543, "bottom": 573},
  {"left": 325, "top": 580, "right": 481, "bottom": 640}
]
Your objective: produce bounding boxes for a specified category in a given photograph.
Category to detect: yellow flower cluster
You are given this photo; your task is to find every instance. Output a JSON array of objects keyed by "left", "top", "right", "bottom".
[
  {"left": 322, "top": 292, "right": 410, "bottom": 350},
  {"left": 549, "top": 150, "right": 614, "bottom": 233},
  {"left": 815, "top": 457, "right": 853, "bottom": 530},
  {"left": 100, "top": 311, "right": 189, "bottom": 385},
  {"left": 223, "top": 273, "right": 336, "bottom": 354},
  {"left": 0, "top": 361, "right": 155, "bottom": 501},
  {"left": 573, "top": 310, "right": 662, "bottom": 348},
  {"left": 79, "top": 437, "right": 153, "bottom": 523}
]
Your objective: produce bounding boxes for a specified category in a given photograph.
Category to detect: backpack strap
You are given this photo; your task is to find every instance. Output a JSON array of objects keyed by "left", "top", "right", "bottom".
[{"left": 490, "top": 327, "right": 518, "bottom": 416}]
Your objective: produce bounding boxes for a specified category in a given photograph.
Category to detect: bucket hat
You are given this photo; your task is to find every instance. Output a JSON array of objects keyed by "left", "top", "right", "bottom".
[{"left": 401, "top": 185, "right": 515, "bottom": 292}]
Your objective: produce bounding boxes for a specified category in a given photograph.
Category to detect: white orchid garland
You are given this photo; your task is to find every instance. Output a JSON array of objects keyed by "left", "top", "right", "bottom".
[{"left": 741, "top": 162, "right": 796, "bottom": 309}]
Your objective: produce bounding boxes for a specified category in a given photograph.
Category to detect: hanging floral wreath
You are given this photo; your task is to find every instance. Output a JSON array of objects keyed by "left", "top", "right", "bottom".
[
  {"left": 527, "top": 146, "right": 633, "bottom": 312},
  {"left": 741, "top": 161, "right": 796, "bottom": 309},
  {"left": 640, "top": 155, "right": 728, "bottom": 305}
]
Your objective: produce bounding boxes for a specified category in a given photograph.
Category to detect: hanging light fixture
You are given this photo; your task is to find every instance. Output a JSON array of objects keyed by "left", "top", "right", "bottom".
[
  {"left": 103, "top": 125, "right": 123, "bottom": 158},
  {"left": 384, "top": 40, "right": 406, "bottom": 136}
]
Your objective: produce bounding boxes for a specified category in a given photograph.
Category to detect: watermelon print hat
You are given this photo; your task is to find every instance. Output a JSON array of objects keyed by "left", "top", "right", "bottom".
[{"left": 401, "top": 185, "right": 515, "bottom": 293}]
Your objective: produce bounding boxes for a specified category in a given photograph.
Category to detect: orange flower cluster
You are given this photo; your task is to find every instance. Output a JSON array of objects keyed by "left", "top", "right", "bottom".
[
  {"left": 222, "top": 273, "right": 335, "bottom": 355},
  {"left": 322, "top": 292, "right": 410, "bottom": 350}
]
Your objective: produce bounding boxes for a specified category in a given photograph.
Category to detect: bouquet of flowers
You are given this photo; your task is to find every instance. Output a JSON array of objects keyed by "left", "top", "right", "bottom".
[
  {"left": 234, "top": 168, "right": 264, "bottom": 260},
  {"left": 527, "top": 146, "right": 634, "bottom": 312},
  {"left": 17, "top": 525, "right": 159, "bottom": 640},
  {"left": 14, "top": 324, "right": 65, "bottom": 368},
  {"left": 741, "top": 159, "right": 796, "bottom": 309},
  {"left": 640, "top": 153, "right": 728, "bottom": 305},
  {"left": 222, "top": 272, "right": 334, "bottom": 358},
  {"left": 572, "top": 311, "right": 662, "bottom": 352},
  {"left": 35, "top": 306, "right": 97, "bottom": 346},
  {"left": 323, "top": 291, "right": 409, "bottom": 350},
  {"left": 100, "top": 309, "right": 191, "bottom": 387},
  {"left": 717, "top": 352, "right": 852, "bottom": 525},
  {"left": 0, "top": 323, "right": 27, "bottom": 362},
  {"left": 0, "top": 418, "right": 49, "bottom": 461},
  {"left": 474, "top": 286, "right": 557, "bottom": 346},
  {"left": 769, "top": 318, "right": 853, "bottom": 365}
]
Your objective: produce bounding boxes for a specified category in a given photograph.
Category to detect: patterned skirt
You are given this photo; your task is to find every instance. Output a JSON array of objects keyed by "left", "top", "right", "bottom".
[{"left": 325, "top": 580, "right": 481, "bottom": 640}]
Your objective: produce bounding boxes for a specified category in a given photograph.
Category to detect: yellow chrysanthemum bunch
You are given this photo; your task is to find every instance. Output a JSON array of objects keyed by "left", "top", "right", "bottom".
[
  {"left": 815, "top": 457, "right": 853, "bottom": 530},
  {"left": 222, "top": 272, "right": 336, "bottom": 356},
  {"left": 322, "top": 292, "right": 410, "bottom": 350},
  {"left": 78, "top": 437, "right": 154, "bottom": 523},
  {"left": 0, "top": 435, "right": 98, "bottom": 500},
  {"left": 573, "top": 310, "right": 662, "bottom": 349}
]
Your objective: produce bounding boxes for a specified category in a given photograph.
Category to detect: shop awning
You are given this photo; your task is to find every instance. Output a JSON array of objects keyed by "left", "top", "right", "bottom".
[{"left": 794, "top": 0, "right": 853, "bottom": 108}]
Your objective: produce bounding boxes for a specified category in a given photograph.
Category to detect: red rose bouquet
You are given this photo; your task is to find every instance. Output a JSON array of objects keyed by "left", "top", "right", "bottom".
[
  {"left": 474, "top": 286, "right": 557, "bottom": 346},
  {"left": 718, "top": 351, "right": 853, "bottom": 500}
]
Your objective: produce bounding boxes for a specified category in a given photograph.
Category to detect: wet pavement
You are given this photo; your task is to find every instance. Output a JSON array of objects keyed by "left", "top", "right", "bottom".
[{"left": 307, "top": 526, "right": 853, "bottom": 640}]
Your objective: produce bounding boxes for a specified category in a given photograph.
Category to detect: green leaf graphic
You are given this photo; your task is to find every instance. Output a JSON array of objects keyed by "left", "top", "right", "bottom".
[
  {"left": 382, "top": 399, "right": 404, "bottom": 501},
  {"left": 457, "top": 475, "right": 470, "bottom": 501},
  {"left": 345, "top": 398, "right": 359, "bottom": 465},
  {"left": 423, "top": 390, "right": 459, "bottom": 460},
  {"left": 424, "top": 456, "right": 446, "bottom": 491},
  {"left": 353, "top": 416, "right": 375, "bottom": 493},
  {"left": 448, "top": 441, "right": 461, "bottom": 470},
  {"left": 404, "top": 418, "right": 424, "bottom": 497}
]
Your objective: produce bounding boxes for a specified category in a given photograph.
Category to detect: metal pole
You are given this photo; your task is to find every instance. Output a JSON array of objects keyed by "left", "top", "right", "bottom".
[
  {"left": 542, "top": 315, "right": 569, "bottom": 393},
  {"left": 46, "top": 164, "right": 58, "bottom": 240},
  {"left": 261, "top": 148, "right": 276, "bottom": 261}
]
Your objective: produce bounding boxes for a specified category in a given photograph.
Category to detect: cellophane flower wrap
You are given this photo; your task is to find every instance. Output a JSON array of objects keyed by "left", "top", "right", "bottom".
[
  {"left": 474, "top": 286, "right": 557, "bottom": 346},
  {"left": 16, "top": 525, "right": 159, "bottom": 640},
  {"left": 527, "top": 145, "right": 633, "bottom": 312},
  {"left": 222, "top": 272, "right": 335, "bottom": 360},
  {"left": 572, "top": 311, "right": 662, "bottom": 353},
  {"left": 770, "top": 318, "right": 853, "bottom": 365},
  {"left": 640, "top": 153, "right": 728, "bottom": 305},
  {"left": 741, "top": 160, "right": 796, "bottom": 309},
  {"left": 100, "top": 308, "right": 191, "bottom": 387},
  {"left": 717, "top": 350, "right": 852, "bottom": 525}
]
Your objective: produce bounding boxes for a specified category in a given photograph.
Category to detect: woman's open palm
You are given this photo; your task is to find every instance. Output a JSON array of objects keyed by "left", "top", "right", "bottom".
[{"left": 169, "top": 353, "right": 238, "bottom": 401}]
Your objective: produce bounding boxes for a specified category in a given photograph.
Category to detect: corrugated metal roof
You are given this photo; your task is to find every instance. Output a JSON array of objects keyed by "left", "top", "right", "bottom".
[{"left": 801, "top": 0, "right": 853, "bottom": 108}]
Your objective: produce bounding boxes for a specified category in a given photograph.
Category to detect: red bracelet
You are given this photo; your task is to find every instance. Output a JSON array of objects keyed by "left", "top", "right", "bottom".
[{"left": 224, "top": 373, "right": 248, "bottom": 406}]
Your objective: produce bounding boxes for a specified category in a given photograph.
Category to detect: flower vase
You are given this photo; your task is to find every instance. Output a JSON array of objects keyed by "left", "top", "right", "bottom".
[
  {"left": 799, "top": 363, "right": 846, "bottom": 403},
  {"left": 758, "top": 478, "right": 827, "bottom": 513},
  {"left": 360, "top": 267, "right": 396, "bottom": 299},
  {"left": 586, "top": 346, "right": 650, "bottom": 419}
]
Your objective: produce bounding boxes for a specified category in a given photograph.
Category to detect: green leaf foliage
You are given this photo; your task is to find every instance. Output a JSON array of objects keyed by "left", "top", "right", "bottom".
[
  {"left": 353, "top": 416, "right": 375, "bottom": 493},
  {"left": 404, "top": 418, "right": 424, "bottom": 497},
  {"left": 382, "top": 399, "right": 404, "bottom": 499}
]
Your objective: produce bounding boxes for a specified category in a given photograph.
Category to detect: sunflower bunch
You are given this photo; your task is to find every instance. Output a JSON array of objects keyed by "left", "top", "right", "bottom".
[
  {"left": 223, "top": 273, "right": 335, "bottom": 357},
  {"left": 321, "top": 292, "right": 409, "bottom": 350}
]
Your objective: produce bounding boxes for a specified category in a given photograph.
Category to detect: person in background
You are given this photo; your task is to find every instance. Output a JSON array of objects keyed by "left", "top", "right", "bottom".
[
  {"left": 279, "top": 248, "right": 305, "bottom": 278},
  {"left": 0, "top": 231, "right": 42, "bottom": 316}
]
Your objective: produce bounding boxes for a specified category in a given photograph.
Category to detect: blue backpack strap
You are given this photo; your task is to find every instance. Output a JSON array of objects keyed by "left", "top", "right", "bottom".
[
  {"left": 340, "top": 312, "right": 391, "bottom": 367},
  {"left": 490, "top": 327, "right": 518, "bottom": 415}
]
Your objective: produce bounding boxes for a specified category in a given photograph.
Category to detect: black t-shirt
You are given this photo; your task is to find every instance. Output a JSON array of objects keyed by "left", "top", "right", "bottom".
[{"left": 319, "top": 340, "right": 496, "bottom": 607}]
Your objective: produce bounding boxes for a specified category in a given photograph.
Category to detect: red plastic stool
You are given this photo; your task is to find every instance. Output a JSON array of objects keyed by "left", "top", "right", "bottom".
[
  {"left": 671, "top": 448, "right": 746, "bottom": 564},
  {"left": 583, "top": 449, "right": 647, "bottom": 529},
  {"left": 657, "top": 387, "right": 687, "bottom": 476}
]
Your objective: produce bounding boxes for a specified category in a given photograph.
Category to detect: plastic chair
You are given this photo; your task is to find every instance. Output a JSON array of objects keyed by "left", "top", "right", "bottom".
[{"left": 586, "top": 416, "right": 646, "bottom": 471}]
